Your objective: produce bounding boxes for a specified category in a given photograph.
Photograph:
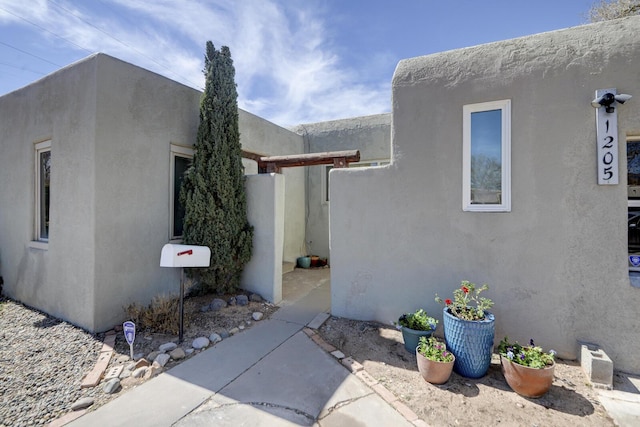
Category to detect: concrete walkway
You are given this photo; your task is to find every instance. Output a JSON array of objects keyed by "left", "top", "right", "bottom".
[{"left": 68, "top": 269, "right": 415, "bottom": 427}]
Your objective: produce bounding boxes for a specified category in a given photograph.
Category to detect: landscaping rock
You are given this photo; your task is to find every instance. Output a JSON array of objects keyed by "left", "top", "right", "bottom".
[
  {"left": 70, "top": 397, "right": 94, "bottom": 411},
  {"left": 102, "top": 378, "right": 120, "bottom": 394},
  {"left": 249, "top": 293, "right": 263, "bottom": 302},
  {"left": 154, "top": 353, "right": 170, "bottom": 367},
  {"left": 192, "top": 337, "right": 210, "bottom": 349},
  {"left": 229, "top": 327, "right": 240, "bottom": 335},
  {"left": 219, "top": 329, "right": 230, "bottom": 339},
  {"left": 132, "top": 367, "right": 148, "bottom": 378},
  {"left": 252, "top": 312, "right": 264, "bottom": 321},
  {"left": 170, "top": 347, "right": 186, "bottom": 360},
  {"left": 210, "top": 298, "right": 227, "bottom": 311},
  {"left": 200, "top": 305, "right": 211, "bottom": 312},
  {"left": 227, "top": 296, "right": 236, "bottom": 306},
  {"left": 236, "top": 295, "right": 249, "bottom": 306},
  {"left": 134, "top": 359, "right": 150, "bottom": 369},
  {"left": 159, "top": 342, "right": 177, "bottom": 353},
  {"left": 209, "top": 333, "right": 222, "bottom": 344},
  {"left": 147, "top": 351, "right": 161, "bottom": 361}
]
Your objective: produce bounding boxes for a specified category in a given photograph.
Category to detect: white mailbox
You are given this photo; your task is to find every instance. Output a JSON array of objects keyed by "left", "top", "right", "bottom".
[{"left": 160, "top": 244, "right": 211, "bottom": 268}]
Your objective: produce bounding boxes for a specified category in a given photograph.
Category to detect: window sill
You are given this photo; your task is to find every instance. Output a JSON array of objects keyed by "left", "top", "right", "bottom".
[{"left": 28, "top": 241, "right": 49, "bottom": 250}]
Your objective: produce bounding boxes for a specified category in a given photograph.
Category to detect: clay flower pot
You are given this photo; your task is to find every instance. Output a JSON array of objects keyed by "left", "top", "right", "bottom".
[
  {"left": 501, "top": 356, "right": 555, "bottom": 398},
  {"left": 416, "top": 348, "right": 455, "bottom": 384}
]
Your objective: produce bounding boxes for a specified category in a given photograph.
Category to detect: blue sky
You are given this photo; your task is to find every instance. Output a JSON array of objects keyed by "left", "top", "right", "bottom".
[{"left": 0, "top": 0, "right": 595, "bottom": 127}]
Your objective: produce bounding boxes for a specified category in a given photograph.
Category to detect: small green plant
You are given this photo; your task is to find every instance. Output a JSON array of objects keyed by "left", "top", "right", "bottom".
[
  {"left": 397, "top": 309, "right": 437, "bottom": 331},
  {"left": 498, "top": 337, "right": 556, "bottom": 369},
  {"left": 435, "top": 280, "right": 494, "bottom": 321},
  {"left": 417, "top": 336, "right": 454, "bottom": 362}
]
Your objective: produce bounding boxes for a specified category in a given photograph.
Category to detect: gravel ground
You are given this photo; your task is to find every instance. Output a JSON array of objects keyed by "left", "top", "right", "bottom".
[
  {"left": 0, "top": 297, "right": 105, "bottom": 426},
  {"left": 0, "top": 293, "right": 278, "bottom": 427}
]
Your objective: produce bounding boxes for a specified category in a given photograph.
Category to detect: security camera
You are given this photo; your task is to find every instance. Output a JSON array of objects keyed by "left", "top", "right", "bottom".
[{"left": 591, "top": 92, "right": 632, "bottom": 113}]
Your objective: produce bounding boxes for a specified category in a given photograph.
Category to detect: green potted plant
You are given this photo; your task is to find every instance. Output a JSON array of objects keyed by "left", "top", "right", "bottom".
[
  {"left": 416, "top": 336, "right": 455, "bottom": 384},
  {"left": 497, "top": 337, "right": 556, "bottom": 398},
  {"left": 435, "top": 280, "right": 495, "bottom": 378},
  {"left": 397, "top": 309, "right": 438, "bottom": 353}
]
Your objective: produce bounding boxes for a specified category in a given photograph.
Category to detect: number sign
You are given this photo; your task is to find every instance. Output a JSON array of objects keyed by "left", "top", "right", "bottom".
[{"left": 595, "top": 88, "right": 619, "bottom": 185}]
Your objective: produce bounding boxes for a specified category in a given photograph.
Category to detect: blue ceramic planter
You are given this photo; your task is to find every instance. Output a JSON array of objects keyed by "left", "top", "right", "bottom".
[{"left": 443, "top": 307, "right": 495, "bottom": 378}]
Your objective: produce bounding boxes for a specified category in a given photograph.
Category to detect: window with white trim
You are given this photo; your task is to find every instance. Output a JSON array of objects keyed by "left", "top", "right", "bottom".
[
  {"left": 463, "top": 99, "right": 511, "bottom": 212},
  {"left": 323, "top": 160, "right": 390, "bottom": 203},
  {"left": 35, "top": 140, "right": 51, "bottom": 242},
  {"left": 170, "top": 144, "right": 193, "bottom": 240}
]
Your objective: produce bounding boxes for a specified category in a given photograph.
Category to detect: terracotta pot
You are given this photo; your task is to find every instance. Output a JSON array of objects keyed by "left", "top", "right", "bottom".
[
  {"left": 501, "top": 356, "right": 555, "bottom": 398},
  {"left": 416, "top": 349, "right": 455, "bottom": 384}
]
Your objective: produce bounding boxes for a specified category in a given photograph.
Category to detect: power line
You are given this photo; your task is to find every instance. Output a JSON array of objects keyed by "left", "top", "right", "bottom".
[
  {"left": 0, "top": 41, "right": 62, "bottom": 67},
  {"left": 47, "top": 0, "right": 204, "bottom": 90},
  {"left": 0, "top": 5, "right": 93, "bottom": 54}
]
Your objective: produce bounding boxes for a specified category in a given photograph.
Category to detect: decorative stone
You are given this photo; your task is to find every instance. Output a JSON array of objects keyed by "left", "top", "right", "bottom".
[
  {"left": 70, "top": 397, "right": 94, "bottom": 411},
  {"left": 239, "top": 325, "right": 245, "bottom": 330},
  {"left": 154, "top": 353, "right": 170, "bottom": 367},
  {"left": 236, "top": 295, "right": 249, "bottom": 306},
  {"left": 192, "top": 337, "right": 210, "bottom": 349},
  {"left": 170, "top": 347, "right": 186, "bottom": 360},
  {"left": 132, "top": 367, "right": 148, "bottom": 378},
  {"left": 219, "top": 329, "right": 230, "bottom": 339},
  {"left": 210, "top": 298, "right": 227, "bottom": 311},
  {"left": 200, "top": 305, "right": 211, "bottom": 313},
  {"left": 133, "top": 352, "right": 145, "bottom": 361},
  {"left": 159, "top": 342, "right": 177, "bottom": 353},
  {"left": 119, "top": 369, "right": 131, "bottom": 379},
  {"left": 209, "top": 333, "right": 222, "bottom": 344},
  {"left": 249, "top": 293, "right": 263, "bottom": 302},
  {"left": 147, "top": 351, "right": 161, "bottom": 361},
  {"left": 252, "top": 312, "right": 264, "bottom": 321},
  {"left": 227, "top": 297, "right": 236, "bottom": 306},
  {"left": 134, "top": 358, "right": 150, "bottom": 369},
  {"left": 103, "top": 378, "right": 121, "bottom": 394},
  {"left": 186, "top": 348, "right": 195, "bottom": 355},
  {"left": 144, "top": 365, "right": 161, "bottom": 380}
]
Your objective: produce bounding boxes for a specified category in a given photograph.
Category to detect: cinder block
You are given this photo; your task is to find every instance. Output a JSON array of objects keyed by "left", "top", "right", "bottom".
[{"left": 580, "top": 344, "right": 613, "bottom": 389}]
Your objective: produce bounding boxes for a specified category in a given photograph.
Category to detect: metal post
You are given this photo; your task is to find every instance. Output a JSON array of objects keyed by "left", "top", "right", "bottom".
[{"left": 179, "top": 268, "right": 185, "bottom": 343}]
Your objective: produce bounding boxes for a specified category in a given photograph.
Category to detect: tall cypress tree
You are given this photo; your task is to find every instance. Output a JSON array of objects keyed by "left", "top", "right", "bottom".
[{"left": 180, "top": 41, "right": 253, "bottom": 294}]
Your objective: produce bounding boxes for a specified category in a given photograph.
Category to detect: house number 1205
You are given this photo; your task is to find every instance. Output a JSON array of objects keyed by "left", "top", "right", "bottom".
[{"left": 595, "top": 89, "right": 619, "bottom": 185}]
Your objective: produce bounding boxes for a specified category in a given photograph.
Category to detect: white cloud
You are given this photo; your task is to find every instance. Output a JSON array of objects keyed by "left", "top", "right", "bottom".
[{"left": 0, "top": 0, "right": 391, "bottom": 126}]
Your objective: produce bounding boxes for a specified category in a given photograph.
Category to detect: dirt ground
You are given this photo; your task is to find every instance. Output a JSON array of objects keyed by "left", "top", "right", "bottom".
[
  {"left": 88, "top": 276, "right": 617, "bottom": 426},
  {"left": 317, "top": 316, "right": 615, "bottom": 427}
]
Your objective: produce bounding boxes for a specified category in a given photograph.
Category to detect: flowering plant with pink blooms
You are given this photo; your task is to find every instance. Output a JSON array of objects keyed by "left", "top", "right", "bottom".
[
  {"left": 435, "top": 280, "right": 494, "bottom": 321},
  {"left": 417, "top": 336, "right": 454, "bottom": 362}
]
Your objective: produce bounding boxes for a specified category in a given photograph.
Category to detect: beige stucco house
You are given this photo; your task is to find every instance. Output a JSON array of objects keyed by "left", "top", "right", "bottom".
[
  {"left": 1, "top": 15, "right": 640, "bottom": 373},
  {"left": 330, "top": 16, "right": 640, "bottom": 373}
]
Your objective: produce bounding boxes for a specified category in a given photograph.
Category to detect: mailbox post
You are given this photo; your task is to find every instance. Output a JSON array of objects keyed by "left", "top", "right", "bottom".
[{"left": 160, "top": 244, "right": 211, "bottom": 342}]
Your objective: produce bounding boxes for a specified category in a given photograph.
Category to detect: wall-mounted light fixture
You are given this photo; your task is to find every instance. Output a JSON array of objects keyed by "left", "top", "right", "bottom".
[{"left": 591, "top": 91, "right": 632, "bottom": 113}]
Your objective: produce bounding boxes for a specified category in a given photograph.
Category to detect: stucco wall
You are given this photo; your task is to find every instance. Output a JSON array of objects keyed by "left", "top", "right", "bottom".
[
  {"left": 0, "top": 53, "right": 305, "bottom": 332},
  {"left": 242, "top": 173, "right": 285, "bottom": 303},
  {"left": 0, "top": 56, "right": 98, "bottom": 329},
  {"left": 239, "top": 110, "right": 305, "bottom": 263},
  {"left": 330, "top": 17, "right": 640, "bottom": 373},
  {"left": 290, "top": 114, "right": 391, "bottom": 259}
]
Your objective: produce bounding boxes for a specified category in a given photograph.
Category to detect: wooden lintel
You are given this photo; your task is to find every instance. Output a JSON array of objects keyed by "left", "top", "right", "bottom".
[{"left": 258, "top": 149, "right": 359, "bottom": 171}]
